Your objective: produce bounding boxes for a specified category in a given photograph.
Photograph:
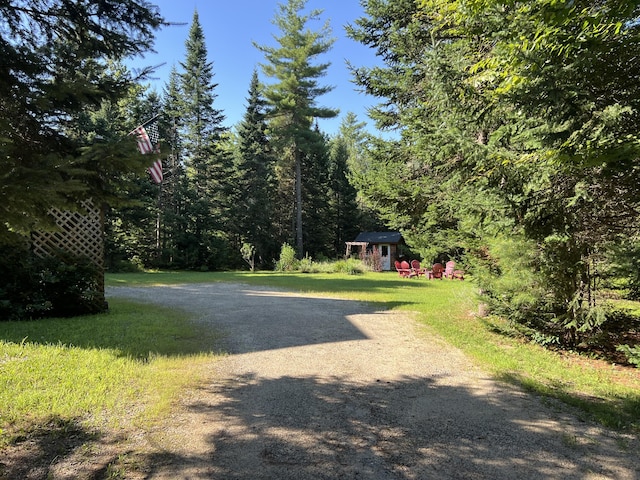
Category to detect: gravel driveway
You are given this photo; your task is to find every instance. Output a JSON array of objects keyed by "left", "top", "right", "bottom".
[{"left": 108, "top": 283, "right": 639, "bottom": 480}]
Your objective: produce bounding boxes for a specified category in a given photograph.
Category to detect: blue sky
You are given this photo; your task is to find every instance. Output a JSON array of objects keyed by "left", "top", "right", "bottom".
[{"left": 134, "top": 0, "right": 383, "bottom": 136}]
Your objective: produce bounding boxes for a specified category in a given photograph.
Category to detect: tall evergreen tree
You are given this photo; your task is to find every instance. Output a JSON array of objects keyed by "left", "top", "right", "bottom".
[
  {"left": 180, "top": 10, "right": 226, "bottom": 178},
  {"left": 178, "top": 10, "right": 231, "bottom": 268},
  {"left": 158, "top": 66, "right": 190, "bottom": 267},
  {"left": 96, "top": 83, "right": 161, "bottom": 270},
  {"left": 348, "top": 0, "right": 640, "bottom": 344},
  {"left": 0, "top": 0, "right": 163, "bottom": 243},
  {"left": 328, "top": 133, "right": 361, "bottom": 254},
  {"left": 301, "top": 128, "right": 333, "bottom": 257},
  {"left": 337, "top": 113, "right": 371, "bottom": 184},
  {"left": 234, "top": 70, "right": 278, "bottom": 267},
  {"left": 255, "top": 0, "right": 338, "bottom": 257},
  {"left": 335, "top": 113, "right": 383, "bottom": 234}
]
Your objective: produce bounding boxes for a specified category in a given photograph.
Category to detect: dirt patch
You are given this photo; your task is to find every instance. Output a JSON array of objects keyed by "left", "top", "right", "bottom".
[{"left": 2, "top": 283, "right": 639, "bottom": 479}]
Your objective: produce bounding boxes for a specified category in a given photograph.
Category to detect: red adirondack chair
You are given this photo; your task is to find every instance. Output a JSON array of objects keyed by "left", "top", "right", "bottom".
[
  {"left": 401, "top": 260, "right": 418, "bottom": 278},
  {"left": 410, "top": 259, "right": 427, "bottom": 277},
  {"left": 444, "top": 260, "right": 464, "bottom": 280},
  {"left": 395, "top": 260, "right": 413, "bottom": 278},
  {"left": 428, "top": 263, "right": 445, "bottom": 280}
]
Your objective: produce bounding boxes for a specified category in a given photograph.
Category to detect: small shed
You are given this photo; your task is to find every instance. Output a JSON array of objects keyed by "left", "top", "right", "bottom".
[{"left": 345, "top": 231, "right": 405, "bottom": 271}]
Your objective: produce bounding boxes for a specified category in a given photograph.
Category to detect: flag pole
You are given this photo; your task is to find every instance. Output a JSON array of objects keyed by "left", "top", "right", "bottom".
[
  {"left": 127, "top": 113, "right": 161, "bottom": 136},
  {"left": 155, "top": 179, "right": 162, "bottom": 255}
]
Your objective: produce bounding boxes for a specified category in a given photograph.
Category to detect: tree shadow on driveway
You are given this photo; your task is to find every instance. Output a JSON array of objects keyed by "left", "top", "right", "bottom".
[
  {"left": 143, "top": 373, "right": 639, "bottom": 480},
  {"left": 108, "top": 283, "right": 639, "bottom": 479}
]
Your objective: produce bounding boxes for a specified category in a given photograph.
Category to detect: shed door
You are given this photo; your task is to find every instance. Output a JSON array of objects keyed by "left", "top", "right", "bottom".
[{"left": 380, "top": 244, "right": 391, "bottom": 271}]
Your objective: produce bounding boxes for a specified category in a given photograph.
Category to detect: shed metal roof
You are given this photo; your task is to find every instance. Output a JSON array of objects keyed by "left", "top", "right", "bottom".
[{"left": 353, "top": 231, "right": 403, "bottom": 244}]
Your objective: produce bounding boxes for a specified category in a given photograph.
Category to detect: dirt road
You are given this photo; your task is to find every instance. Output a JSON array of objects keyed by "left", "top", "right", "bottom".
[{"left": 107, "top": 283, "right": 638, "bottom": 479}]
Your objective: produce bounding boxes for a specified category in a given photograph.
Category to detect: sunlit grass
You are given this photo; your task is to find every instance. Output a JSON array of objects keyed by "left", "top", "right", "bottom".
[{"left": 0, "top": 298, "right": 223, "bottom": 446}]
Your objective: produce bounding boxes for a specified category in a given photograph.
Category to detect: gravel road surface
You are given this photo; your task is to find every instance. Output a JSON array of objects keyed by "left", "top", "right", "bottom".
[{"left": 108, "top": 283, "right": 639, "bottom": 480}]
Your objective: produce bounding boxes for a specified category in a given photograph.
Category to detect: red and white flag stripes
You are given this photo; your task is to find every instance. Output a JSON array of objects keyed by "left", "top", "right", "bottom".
[
  {"left": 130, "top": 116, "right": 163, "bottom": 184},
  {"left": 148, "top": 159, "right": 163, "bottom": 184}
]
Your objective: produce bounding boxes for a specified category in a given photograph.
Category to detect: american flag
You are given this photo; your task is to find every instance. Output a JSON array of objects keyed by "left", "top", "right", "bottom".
[
  {"left": 148, "top": 158, "right": 163, "bottom": 184},
  {"left": 131, "top": 118, "right": 163, "bottom": 184},
  {"left": 132, "top": 120, "right": 160, "bottom": 155}
]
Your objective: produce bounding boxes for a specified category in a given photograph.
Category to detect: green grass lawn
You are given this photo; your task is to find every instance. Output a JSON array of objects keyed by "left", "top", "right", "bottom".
[
  {"left": 0, "top": 270, "right": 638, "bottom": 451},
  {"left": 0, "top": 298, "right": 222, "bottom": 446}
]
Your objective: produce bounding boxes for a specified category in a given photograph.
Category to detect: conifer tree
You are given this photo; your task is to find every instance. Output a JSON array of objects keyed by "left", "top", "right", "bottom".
[
  {"left": 96, "top": 84, "right": 159, "bottom": 270},
  {"left": 348, "top": 0, "right": 640, "bottom": 343},
  {"left": 0, "top": 0, "right": 163, "bottom": 243},
  {"left": 234, "top": 70, "right": 278, "bottom": 267},
  {"left": 157, "top": 67, "right": 190, "bottom": 267},
  {"left": 337, "top": 113, "right": 370, "bottom": 180},
  {"left": 255, "top": 0, "right": 338, "bottom": 257},
  {"left": 301, "top": 128, "right": 333, "bottom": 257},
  {"left": 180, "top": 10, "right": 225, "bottom": 177},
  {"left": 178, "top": 10, "right": 231, "bottom": 268},
  {"left": 328, "top": 133, "right": 361, "bottom": 254}
]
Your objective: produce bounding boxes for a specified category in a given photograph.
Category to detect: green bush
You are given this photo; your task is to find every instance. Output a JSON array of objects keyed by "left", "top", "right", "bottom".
[
  {"left": 333, "top": 258, "right": 365, "bottom": 275},
  {"left": 274, "top": 243, "right": 298, "bottom": 271},
  {"left": 298, "top": 255, "right": 314, "bottom": 273},
  {"left": 0, "top": 246, "right": 105, "bottom": 321},
  {"left": 109, "top": 257, "right": 144, "bottom": 273},
  {"left": 471, "top": 235, "right": 547, "bottom": 325},
  {"left": 273, "top": 245, "right": 365, "bottom": 275},
  {"left": 617, "top": 344, "right": 640, "bottom": 367},
  {"left": 606, "top": 241, "right": 640, "bottom": 300}
]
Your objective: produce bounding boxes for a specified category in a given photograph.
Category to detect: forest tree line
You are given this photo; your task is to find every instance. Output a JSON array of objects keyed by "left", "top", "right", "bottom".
[
  {"left": 0, "top": 0, "right": 383, "bottom": 318},
  {"left": 107, "top": 5, "right": 382, "bottom": 272},
  {"left": 348, "top": 0, "right": 640, "bottom": 355}
]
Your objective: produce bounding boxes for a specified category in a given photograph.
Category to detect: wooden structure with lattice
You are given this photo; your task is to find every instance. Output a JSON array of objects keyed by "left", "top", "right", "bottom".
[{"left": 31, "top": 199, "right": 106, "bottom": 309}]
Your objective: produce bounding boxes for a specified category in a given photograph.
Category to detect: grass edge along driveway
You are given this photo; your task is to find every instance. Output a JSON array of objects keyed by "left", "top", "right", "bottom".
[
  {"left": 0, "top": 270, "right": 638, "bottom": 452},
  {"left": 106, "top": 270, "right": 640, "bottom": 431}
]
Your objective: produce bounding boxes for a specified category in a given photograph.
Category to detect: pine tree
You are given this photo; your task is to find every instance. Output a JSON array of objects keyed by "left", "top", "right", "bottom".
[
  {"left": 180, "top": 10, "right": 225, "bottom": 178},
  {"left": 348, "top": 0, "right": 640, "bottom": 343},
  {"left": 0, "top": 0, "right": 163, "bottom": 243},
  {"left": 178, "top": 10, "right": 231, "bottom": 269},
  {"left": 102, "top": 86, "right": 167, "bottom": 269},
  {"left": 157, "top": 66, "right": 190, "bottom": 267},
  {"left": 337, "top": 113, "right": 370, "bottom": 178},
  {"left": 328, "top": 133, "right": 361, "bottom": 254},
  {"left": 234, "top": 70, "right": 278, "bottom": 267},
  {"left": 301, "top": 127, "right": 333, "bottom": 257},
  {"left": 255, "top": 0, "right": 338, "bottom": 257}
]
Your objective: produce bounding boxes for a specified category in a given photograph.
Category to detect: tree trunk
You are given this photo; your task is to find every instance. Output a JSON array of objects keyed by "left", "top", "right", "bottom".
[{"left": 295, "top": 148, "right": 303, "bottom": 258}]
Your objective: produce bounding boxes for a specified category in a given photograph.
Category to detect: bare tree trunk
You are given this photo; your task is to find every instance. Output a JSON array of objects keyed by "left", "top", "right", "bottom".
[{"left": 295, "top": 148, "right": 303, "bottom": 258}]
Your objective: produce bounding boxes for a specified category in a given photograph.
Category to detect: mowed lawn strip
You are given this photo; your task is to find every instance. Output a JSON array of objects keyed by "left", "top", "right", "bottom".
[{"left": 0, "top": 298, "right": 222, "bottom": 446}]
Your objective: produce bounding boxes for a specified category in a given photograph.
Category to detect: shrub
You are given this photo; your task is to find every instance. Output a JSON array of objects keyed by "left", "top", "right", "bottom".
[
  {"left": 333, "top": 258, "right": 365, "bottom": 275},
  {"left": 240, "top": 242, "right": 256, "bottom": 271},
  {"left": 0, "top": 246, "right": 105, "bottom": 321},
  {"left": 110, "top": 256, "right": 144, "bottom": 273},
  {"left": 298, "top": 255, "right": 314, "bottom": 273},
  {"left": 274, "top": 243, "right": 298, "bottom": 271},
  {"left": 35, "top": 253, "right": 105, "bottom": 317},
  {"left": 470, "top": 235, "right": 547, "bottom": 326},
  {"left": 616, "top": 344, "right": 640, "bottom": 368},
  {"left": 362, "top": 248, "right": 382, "bottom": 272}
]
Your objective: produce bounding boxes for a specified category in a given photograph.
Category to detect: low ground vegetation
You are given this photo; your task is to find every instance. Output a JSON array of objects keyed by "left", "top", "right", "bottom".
[
  {"left": 274, "top": 243, "right": 368, "bottom": 274},
  {"left": 0, "top": 245, "right": 105, "bottom": 321}
]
